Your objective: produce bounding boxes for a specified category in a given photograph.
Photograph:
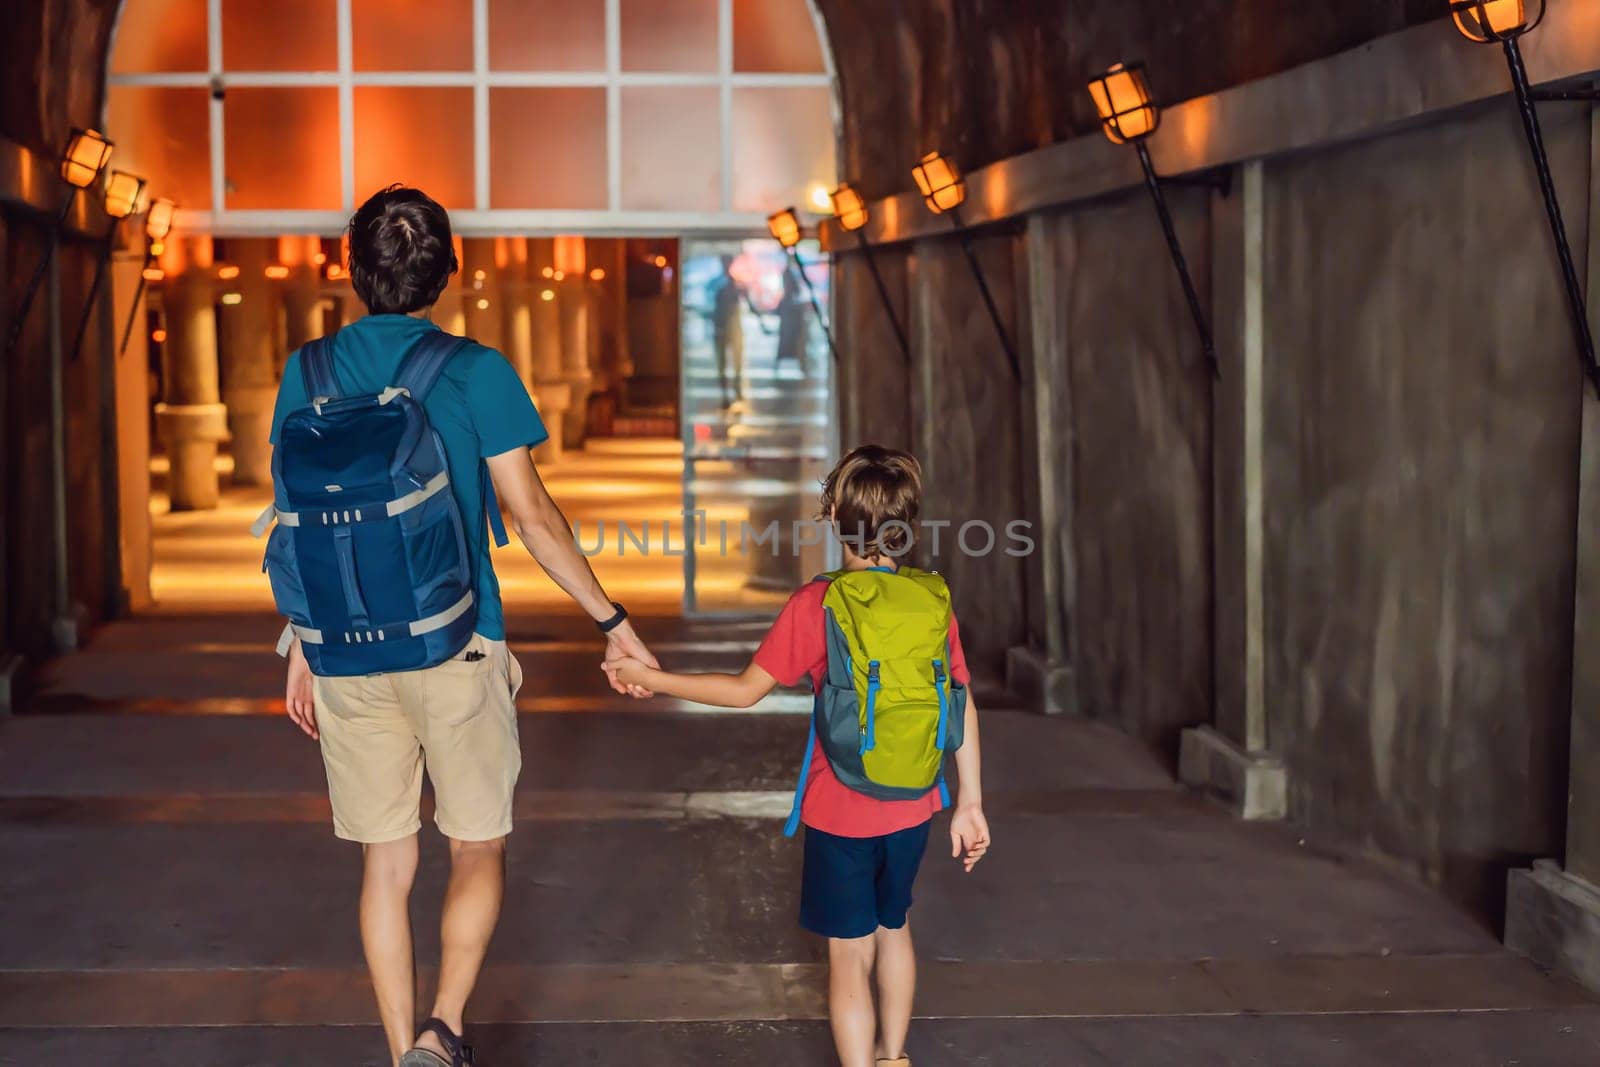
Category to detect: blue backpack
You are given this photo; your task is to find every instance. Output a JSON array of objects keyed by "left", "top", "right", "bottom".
[{"left": 253, "top": 330, "right": 508, "bottom": 677}]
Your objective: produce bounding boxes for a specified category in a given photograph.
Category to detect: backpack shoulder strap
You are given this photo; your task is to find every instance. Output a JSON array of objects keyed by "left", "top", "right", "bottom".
[
  {"left": 394, "top": 331, "right": 471, "bottom": 402},
  {"left": 300, "top": 336, "right": 340, "bottom": 399}
]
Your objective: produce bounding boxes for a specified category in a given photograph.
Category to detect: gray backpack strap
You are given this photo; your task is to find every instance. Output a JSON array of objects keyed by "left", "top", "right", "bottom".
[{"left": 300, "top": 336, "right": 340, "bottom": 399}]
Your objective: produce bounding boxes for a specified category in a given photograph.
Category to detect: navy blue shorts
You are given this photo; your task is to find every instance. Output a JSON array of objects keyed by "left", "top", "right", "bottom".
[{"left": 799, "top": 821, "right": 932, "bottom": 940}]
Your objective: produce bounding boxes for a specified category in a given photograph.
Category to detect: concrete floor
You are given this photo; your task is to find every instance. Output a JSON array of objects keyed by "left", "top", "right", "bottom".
[{"left": 3, "top": 435, "right": 1599, "bottom": 1065}]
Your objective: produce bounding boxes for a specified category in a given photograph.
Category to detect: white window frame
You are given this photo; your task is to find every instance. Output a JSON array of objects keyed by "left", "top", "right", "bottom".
[{"left": 106, "top": 0, "right": 840, "bottom": 236}]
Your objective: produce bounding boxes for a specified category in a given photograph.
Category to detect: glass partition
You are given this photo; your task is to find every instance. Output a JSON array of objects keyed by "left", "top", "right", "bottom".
[
  {"left": 106, "top": 0, "right": 835, "bottom": 229},
  {"left": 679, "top": 236, "right": 836, "bottom": 616}
]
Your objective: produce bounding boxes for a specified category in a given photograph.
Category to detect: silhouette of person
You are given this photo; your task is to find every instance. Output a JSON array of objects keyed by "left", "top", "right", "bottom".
[
  {"left": 708, "top": 254, "right": 745, "bottom": 409},
  {"left": 775, "top": 266, "right": 810, "bottom": 378}
]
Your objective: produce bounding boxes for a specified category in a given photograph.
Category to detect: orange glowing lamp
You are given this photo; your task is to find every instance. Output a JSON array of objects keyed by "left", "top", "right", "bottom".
[
  {"left": 61, "top": 128, "right": 114, "bottom": 188},
  {"left": 589, "top": 267, "right": 606, "bottom": 281},
  {"left": 829, "top": 184, "right": 869, "bottom": 232},
  {"left": 216, "top": 264, "right": 240, "bottom": 280},
  {"left": 911, "top": 152, "right": 965, "bottom": 215},
  {"left": 1450, "top": 0, "right": 1540, "bottom": 41},
  {"left": 1088, "top": 62, "right": 1159, "bottom": 144},
  {"left": 767, "top": 208, "right": 802, "bottom": 249},
  {"left": 103, "top": 171, "right": 147, "bottom": 220},
  {"left": 265, "top": 265, "right": 290, "bottom": 280},
  {"left": 145, "top": 198, "right": 176, "bottom": 240}
]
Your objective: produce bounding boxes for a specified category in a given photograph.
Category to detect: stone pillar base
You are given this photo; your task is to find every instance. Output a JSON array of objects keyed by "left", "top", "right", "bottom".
[
  {"left": 224, "top": 384, "right": 277, "bottom": 487},
  {"left": 0, "top": 652, "right": 22, "bottom": 716},
  {"left": 562, "top": 375, "right": 594, "bottom": 451},
  {"left": 1178, "top": 725, "right": 1287, "bottom": 820},
  {"left": 1506, "top": 860, "right": 1600, "bottom": 994},
  {"left": 534, "top": 382, "right": 572, "bottom": 466},
  {"left": 1004, "top": 644, "right": 1075, "bottom": 714},
  {"left": 51, "top": 601, "right": 90, "bottom": 654},
  {"left": 155, "top": 402, "right": 229, "bottom": 511}
]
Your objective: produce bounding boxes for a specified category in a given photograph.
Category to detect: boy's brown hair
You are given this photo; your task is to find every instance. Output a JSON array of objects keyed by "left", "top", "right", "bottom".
[{"left": 819, "top": 444, "right": 922, "bottom": 559}]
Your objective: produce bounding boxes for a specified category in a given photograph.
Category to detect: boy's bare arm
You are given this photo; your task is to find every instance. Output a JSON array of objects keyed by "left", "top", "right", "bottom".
[
  {"left": 950, "top": 691, "right": 990, "bottom": 872},
  {"left": 953, "top": 691, "right": 982, "bottom": 809},
  {"left": 608, "top": 657, "right": 780, "bottom": 709}
]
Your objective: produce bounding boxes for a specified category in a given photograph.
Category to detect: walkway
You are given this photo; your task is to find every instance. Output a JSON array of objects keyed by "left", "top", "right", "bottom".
[{"left": 1, "top": 441, "right": 1598, "bottom": 1065}]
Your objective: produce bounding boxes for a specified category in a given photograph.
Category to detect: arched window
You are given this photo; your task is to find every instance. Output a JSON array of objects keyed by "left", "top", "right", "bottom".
[{"left": 105, "top": 0, "right": 837, "bottom": 232}]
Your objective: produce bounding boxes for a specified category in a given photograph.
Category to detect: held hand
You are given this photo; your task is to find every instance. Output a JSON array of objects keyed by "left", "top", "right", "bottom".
[
  {"left": 950, "top": 804, "right": 990, "bottom": 873},
  {"left": 601, "top": 655, "right": 651, "bottom": 689},
  {"left": 285, "top": 640, "right": 319, "bottom": 741},
  {"left": 604, "top": 620, "right": 658, "bottom": 698}
]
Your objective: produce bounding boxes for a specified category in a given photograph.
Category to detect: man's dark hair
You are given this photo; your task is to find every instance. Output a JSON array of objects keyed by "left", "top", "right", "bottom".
[{"left": 346, "top": 185, "right": 458, "bottom": 315}]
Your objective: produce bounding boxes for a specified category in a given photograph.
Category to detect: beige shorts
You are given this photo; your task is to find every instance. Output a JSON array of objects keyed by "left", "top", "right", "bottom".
[{"left": 313, "top": 634, "right": 524, "bottom": 844}]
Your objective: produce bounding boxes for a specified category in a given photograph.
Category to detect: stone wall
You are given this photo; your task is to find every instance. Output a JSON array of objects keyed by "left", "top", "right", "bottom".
[
  {"left": 2, "top": 0, "right": 124, "bottom": 659},
  {"left": 820, "top": 11, "right": 1600, "bottom": 922},
  {"left": 1046, "top": 189, "right": 1214, "bottom": 750},
  {"left": 813, "top": 0, "right": 1439, "bottom": 200},
  {"left": 907, "top": 234, "right": 1029, "bottom": 677},
  {"left": 1259, "top": 101, "right": 1587, "bottom": 913}
]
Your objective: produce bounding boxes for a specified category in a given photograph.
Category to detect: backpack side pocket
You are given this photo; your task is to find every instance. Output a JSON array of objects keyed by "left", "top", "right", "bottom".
[{"left": 263, "top": 525, "right": 310, "bottom": 624}]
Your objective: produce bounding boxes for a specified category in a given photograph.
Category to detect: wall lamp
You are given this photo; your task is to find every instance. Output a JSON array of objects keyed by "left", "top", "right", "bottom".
[
  {"left": 119, "top": 197, "right": 175, "bottom": 356},
  {"left": 767, "top": 207, "right": 841, "bottom": 366},
  {"left": 1087, "top": 63, "right": 1220, "bottom": 377},
  {"left": 1449, "top": 0, "right": 1600, "bottom": 395},
  {"left": 828, "top": 183, "right": 912, "bottom": 366},
  {"left": 910, "top": 151, "right": 1021, "bottom": 381},
  {"left": 69, "top": 170, "right": 147, "bottom": 362},
  {"left": 5, "top": 128, "right": 114, "bottom": 357}
]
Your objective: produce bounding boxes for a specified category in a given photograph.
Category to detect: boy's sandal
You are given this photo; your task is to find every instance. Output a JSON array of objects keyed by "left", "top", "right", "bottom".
[{"left": 398, "top": 1018, "right": 476, "bottom": 1067}]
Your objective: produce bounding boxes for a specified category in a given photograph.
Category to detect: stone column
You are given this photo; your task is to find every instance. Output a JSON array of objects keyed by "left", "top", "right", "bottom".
[
  {"left": 1504, "top": 108, "right": 1600, "bottom": 995},
  {"left": 438, "top": 236, "right": 467, "bottom": 337},
  {"left": 154, "top": 237, "right": 228, "bottom": 511},
  {"left": 280, "top": 236, "right": 324, "bottom": 362},
  {"left": 528, "top": 238, "right": 569, "bottom": 463},
  {"left": 1175, "top": 160, "right": 1286, "bottom": 820},
  {"left": 559, "top": 279, "right": 593, "bottom": 451},
  {"left": 462, "top": 239, "right": 503, "bottom": 352},
  {"left": 1004, "top": 214, "right": 1076, "bottom": 714},
  {"left": 217, "top": 238, "right": 277, "bottom": 486},
  {"left": 499, "top": 238, "right": 537, "bottom": 389},
  {"left": 595, "top": 240, "right": 633, "bottom": 406},
  {"left": 553, "top": 237, "right": 593, "bottom": 451}
]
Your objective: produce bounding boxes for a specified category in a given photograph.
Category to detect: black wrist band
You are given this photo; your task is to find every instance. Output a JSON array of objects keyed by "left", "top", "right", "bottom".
[{"left": 597, "top": 601, "right": 628, "bottom": 634}]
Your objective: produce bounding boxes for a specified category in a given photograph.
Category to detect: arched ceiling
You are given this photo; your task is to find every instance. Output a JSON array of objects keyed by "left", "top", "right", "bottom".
[
  {"left": 1, "top": 0, "right": 119, "bottom": 156},
  {"left": 7, "top": 1, "right": 1443, "bottom": 212},
  {"left": 812, "top": 0, "right": 1442, "bottom": 200}
]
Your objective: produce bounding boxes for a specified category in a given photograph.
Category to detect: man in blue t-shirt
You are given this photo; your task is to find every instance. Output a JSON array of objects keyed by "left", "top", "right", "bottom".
[{"left": 270, "top": 186, "right": 657, "bottom": 1067}]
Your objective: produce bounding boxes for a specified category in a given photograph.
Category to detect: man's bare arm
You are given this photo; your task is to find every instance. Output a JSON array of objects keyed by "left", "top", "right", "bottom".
[{"left": 486, "top": 445, "right": 658, "bottom": 693}]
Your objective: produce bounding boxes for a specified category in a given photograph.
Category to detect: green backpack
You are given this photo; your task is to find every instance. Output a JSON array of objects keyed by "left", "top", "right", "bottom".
[{"left": 783, "top": 566, "right": 968, "bottom": 836}]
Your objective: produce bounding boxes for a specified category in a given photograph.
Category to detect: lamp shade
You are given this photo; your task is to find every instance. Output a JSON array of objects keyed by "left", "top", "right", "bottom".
[
  {"left": 767, "top": 207, "right": 802, "bottom": 248},
  {"left": 1449, "top": 0, "right": 1541, "bottom": 41},
  {"left": 829, "top": 184, "right": 869, "bottom": 232},
  {"left": 911, "top": 151, "right": 965, "bottom": 215},
  {"left": 145, "top": 198, "right": 176, "bottom": 240},
  {"left": 1088, "top": 62, "right": 1159, "bottom": 144},
  {"left": 103, "top": 171, "right": 147, "bottom": 220},
  {"left": 61, "top": 128, "right": 114, "bottom": 188}
]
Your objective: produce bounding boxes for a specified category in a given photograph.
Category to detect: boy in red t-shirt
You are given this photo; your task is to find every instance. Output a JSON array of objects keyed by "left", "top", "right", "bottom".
[{"left": 606, "top": 445, "right": 990, "bottom": 1067}]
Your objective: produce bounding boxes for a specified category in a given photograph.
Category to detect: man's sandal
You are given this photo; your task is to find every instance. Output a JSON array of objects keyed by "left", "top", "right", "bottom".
[
  {"left": 398, "top": 1018, "right": 476, "bottom": 1067},
  {"left": 877, "top": 1059, "right": 911, "bottom": 1066}
]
